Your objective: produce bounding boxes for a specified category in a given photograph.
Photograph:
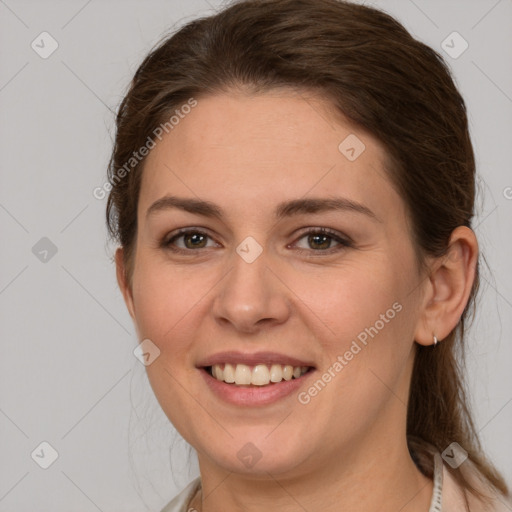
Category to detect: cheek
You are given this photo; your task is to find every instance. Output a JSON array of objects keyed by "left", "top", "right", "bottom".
[
  {"left": 318, "top": 272, "right": 416, "bottom": 404},
  {"left": 130, "top": 258, "right": 208, "bottom": 436},
  {"left": 287, "top": 259, "right": 403, "bottom": 350},
  {"left": 130, "top": 255, "right": 197, "bottom": 349}
]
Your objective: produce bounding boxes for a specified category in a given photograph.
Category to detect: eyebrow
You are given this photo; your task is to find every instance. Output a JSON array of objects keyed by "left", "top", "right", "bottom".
[{"left": 146, "top": 195, "right": 380, "bottom": 222}]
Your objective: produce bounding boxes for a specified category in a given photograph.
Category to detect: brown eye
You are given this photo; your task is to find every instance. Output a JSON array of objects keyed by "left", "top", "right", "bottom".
[
  {"left": 293, "top": 228, "right": 352, "bottom": 254},
  {"left": 163, "top": 229, "right": 217, "bottom": 251},
  {"left": 181, "top": 232, "right": 208, "bottom": 249},
  {"left": 306, "top": 233, "right": 333, "bottom": 250}
]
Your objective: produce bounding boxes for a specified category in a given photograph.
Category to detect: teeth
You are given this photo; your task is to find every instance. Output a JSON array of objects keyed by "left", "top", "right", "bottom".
[
  {"left": 251, "top": 364, "right": 270, "bottom": 386},
  {"left": 269, "top": 364, "right": 283, "bottom": 382},
  {"left": 223, "top": 363, "right": 235, "bottom": 383},
  {"left": 282, "top": 365, "right": 293, "bottom": 381},
  {"left": 210, "top": 363, "right": 310, "bottom": 386},
  {"left": 234, "top": 364, "right": 252, "bottom": 385}
]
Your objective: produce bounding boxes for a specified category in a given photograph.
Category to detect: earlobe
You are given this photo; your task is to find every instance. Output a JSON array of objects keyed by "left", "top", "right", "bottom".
[
  {"left": 413, "top": 226, "right": 478, "bottom": 347},
  {"left": 115, "top": 247, "right": 136, "bottom": 320}
]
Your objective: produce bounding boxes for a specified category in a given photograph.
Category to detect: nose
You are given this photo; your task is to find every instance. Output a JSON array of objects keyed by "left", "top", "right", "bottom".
[{"left": 211, "top": 244, "right": 291, "bottom": 334}]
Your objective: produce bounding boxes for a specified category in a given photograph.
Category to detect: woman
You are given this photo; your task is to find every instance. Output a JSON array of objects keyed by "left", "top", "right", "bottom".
[{"left": 106, "top": 0, "right": 511, "bottom": 510}]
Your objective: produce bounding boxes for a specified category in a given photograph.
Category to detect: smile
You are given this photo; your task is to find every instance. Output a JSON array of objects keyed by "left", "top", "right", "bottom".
[{"left": 208, "top": 363, "right": 311, "bottom": 386}]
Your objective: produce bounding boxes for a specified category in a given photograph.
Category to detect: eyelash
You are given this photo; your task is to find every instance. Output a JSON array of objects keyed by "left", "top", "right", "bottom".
[{"left": 161, "top": 227, "right": 353, "bottom": 256}]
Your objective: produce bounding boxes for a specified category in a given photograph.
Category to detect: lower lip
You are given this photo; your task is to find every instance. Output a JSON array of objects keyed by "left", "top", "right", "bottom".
[{"left": 200, "top": 368, "right": 315, "bottom": 406}]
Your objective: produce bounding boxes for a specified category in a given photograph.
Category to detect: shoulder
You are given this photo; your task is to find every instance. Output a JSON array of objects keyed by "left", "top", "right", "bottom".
[
  {"left": 160, "top": 477, "right": 201, "bottom": 512},
  {"left": 442, "top": 459, "right": 512, "bottom": 512}
]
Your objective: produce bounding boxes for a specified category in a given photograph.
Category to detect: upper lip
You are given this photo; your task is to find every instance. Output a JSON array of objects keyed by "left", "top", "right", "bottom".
[{"left": 196, "top": 351, "right": 316, "bottom": 368}]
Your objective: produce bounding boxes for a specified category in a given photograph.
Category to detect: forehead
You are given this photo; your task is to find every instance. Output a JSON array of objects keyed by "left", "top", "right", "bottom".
[{"left": 138, "top": 90, "right": 403, "bottom": 225}]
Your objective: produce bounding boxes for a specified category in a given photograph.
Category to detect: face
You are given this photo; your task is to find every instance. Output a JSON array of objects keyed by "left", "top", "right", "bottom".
[{"left": 118, "top": 89, "right": 428, "bottom": 479}]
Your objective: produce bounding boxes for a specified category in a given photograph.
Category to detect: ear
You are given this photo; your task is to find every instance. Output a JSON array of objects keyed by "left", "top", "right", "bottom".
[
  {"left": 115, "top": 247, "right": 136, "bottom": 320},
  {"left": 414, "top": 226, "right": 478, "bottom": 347}
]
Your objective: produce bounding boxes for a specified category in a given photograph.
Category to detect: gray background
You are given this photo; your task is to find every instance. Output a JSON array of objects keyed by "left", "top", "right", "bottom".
[{"left": 0, "top": 0, "right": 511, "bottom": 510}]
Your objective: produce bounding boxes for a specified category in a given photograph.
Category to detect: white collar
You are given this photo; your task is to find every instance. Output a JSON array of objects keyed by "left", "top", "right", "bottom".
[{"left": 428, "top": 452, "right": 444, "bottom": 512}]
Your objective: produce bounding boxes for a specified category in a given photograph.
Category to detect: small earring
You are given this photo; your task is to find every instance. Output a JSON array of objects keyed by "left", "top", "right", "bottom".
[{"left": 433, "top": 335, "right": 438, "bottom": 346}]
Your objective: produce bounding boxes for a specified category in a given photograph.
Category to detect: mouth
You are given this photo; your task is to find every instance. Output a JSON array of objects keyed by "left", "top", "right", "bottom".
[
  {"left": 197, "top": 351, "right": 317, "bottom": 405},
  {"left": 204, "top": 363, "right": 314, "bottom": 387}
]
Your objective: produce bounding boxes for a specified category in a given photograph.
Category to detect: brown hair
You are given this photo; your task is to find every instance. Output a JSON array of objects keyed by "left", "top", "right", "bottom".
[{"left": 106, "top": 0, "right": 509, "bottom": 504}]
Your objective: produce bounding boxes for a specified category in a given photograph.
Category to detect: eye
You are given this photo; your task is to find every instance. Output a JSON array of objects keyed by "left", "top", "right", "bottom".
[
  {"left": 162, "top": 228, "right": 218, "bottom": 252},
  {"left": 161, "top": 227, "right": 352, "bottom": 255},
  {"left": 292, "top": 228, "right": 352, "bottom": 254}
]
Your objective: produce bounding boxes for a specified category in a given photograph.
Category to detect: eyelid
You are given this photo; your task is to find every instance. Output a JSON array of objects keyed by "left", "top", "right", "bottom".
[{"left": 292, "top": 226, "right": 353, "bottom": 245}]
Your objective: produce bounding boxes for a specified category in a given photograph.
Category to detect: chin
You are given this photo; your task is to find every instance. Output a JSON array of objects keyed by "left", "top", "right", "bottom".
[{"left": 196, "top": 431, "right": 314, "bottom": 478}]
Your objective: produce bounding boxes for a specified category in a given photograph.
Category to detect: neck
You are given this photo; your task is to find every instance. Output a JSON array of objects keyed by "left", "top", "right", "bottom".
[{"left": 190, "top": 435, "right": 433, "bottom": 512}]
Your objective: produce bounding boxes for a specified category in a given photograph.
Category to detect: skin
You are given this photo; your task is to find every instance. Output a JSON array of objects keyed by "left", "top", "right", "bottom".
[{"left": 116, "top": 89, "right": 478, "bottom": 512}]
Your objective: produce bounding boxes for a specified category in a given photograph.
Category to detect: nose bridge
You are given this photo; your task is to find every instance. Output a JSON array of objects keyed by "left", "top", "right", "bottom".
[{"left": 211, "top": 238, "right": 289, "bottom": 331}]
